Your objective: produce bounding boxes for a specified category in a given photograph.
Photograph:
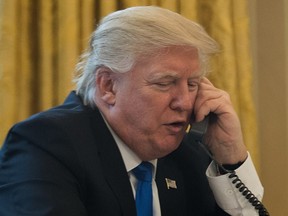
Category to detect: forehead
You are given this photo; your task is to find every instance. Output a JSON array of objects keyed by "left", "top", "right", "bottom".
[{"left": 137, "top": 46, "right": 201, "bottom": 77}]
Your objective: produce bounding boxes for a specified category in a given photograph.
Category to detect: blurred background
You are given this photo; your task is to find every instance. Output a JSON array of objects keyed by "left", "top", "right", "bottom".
[{"left": 0, "top": 0, "right": 287, "bottom": 215}]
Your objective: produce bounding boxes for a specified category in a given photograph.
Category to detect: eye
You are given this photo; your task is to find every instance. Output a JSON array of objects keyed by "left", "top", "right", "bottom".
[
  {"left": 154, "top": 81, "right": 173, "bottom": 90},
  {"left": 156, "top": 82, "right": 172, "bottom": 87},
  {"left": 188, "top": 81, "right": 199, "bottom": 91}
]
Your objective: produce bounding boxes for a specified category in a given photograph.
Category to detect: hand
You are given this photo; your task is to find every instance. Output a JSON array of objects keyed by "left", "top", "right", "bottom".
[{"left": 193, "top": 77, "right": 247, "bottom": 164}]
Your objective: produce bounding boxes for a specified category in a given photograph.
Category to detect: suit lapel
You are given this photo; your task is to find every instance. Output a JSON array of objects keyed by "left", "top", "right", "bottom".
[
  {"left": 90, "top": 110, "right": 137, "bottom": 216},
  {"left": 156, "top": 155, "right": 187, "bottom": 216}
]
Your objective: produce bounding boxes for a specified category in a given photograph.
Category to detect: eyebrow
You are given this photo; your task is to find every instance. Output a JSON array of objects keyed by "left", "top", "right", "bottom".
[
  {"left": 148, "top": 71, "right": 180, "bottom": 80},
  {"left": 148, "top": 71, "right": 201, "bottom": 80}
]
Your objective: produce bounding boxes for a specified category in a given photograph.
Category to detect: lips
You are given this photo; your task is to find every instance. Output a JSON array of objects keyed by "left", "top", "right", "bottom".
[
  {"left": 165, "top": 121, "right": 186, "bottom": 133},
  {"left": 170, "top": 122, "right": 185, "bottom": 127}
]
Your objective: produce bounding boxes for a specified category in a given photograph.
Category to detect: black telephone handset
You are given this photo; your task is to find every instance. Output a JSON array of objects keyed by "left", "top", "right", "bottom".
[
  {"left": 189, "top": 114, "right": 269, "bottom": 216},
  {"left": 189, "top": 114, "right": 209, "bottom": 142}
]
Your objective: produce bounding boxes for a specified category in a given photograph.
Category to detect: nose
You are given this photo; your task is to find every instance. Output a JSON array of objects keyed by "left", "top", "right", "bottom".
[{"left": 170, "top": 85, "right": 194, "bottom": 112}]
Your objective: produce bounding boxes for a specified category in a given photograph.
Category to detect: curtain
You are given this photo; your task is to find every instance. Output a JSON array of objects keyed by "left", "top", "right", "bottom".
[{"left": 0, "top": 0, "right": 259, "bottom": 169}]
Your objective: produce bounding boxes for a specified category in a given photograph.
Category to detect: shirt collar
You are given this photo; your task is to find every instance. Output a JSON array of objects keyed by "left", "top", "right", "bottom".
[{"left": 100, "top": 112, "right": 157, "bottom": 175}]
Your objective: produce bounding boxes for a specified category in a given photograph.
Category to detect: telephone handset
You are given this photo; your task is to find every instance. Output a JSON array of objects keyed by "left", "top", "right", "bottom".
[
  {"left": 189, "top": 114, "right": 269, "bottom": 216},
  {"left": 189, "top": 114, "right": 210, "bottom": 142}
]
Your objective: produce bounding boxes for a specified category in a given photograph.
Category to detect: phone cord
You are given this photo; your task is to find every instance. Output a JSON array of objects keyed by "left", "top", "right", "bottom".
[
  {"left": 227, "top": 171, "right": 269, "bottom": 216},
  {"left": 197, "top": 141, "right": 270, "bottom": 216}
]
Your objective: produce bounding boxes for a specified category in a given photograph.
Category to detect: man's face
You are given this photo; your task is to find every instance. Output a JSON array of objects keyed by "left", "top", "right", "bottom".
[{"left": 109, "top": 47, "right": 201, "bottom": 160}]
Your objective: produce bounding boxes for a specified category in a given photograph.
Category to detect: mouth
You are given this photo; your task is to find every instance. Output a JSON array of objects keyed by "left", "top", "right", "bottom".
[{"left": 165, "top": 121, "right": 186, "bottom": 133}]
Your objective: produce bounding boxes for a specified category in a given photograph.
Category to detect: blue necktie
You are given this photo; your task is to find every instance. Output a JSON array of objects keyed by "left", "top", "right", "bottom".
[{"left": 132, "top": 161, "right": 153, "bottom": 216}]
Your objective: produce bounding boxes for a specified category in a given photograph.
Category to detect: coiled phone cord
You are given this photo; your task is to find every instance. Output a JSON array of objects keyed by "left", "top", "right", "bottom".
[
  {"left": 197, "top": 140, "right": 270, "bottom": 216},
  {"left": 228, "top": 171, "right": 269, "bottom": 216}
]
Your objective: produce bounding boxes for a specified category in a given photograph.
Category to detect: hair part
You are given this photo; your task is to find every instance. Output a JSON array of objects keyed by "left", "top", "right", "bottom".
[{"left": 74, "top": 6, "right": 219, "bottom": 108}]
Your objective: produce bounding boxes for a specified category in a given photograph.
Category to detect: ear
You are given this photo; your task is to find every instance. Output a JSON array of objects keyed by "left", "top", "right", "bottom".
[{"left": 96, "top": 67, "right": 117, "bottom": 105}]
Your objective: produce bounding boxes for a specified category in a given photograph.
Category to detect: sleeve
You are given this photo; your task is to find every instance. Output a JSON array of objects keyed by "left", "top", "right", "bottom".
[{"left": 206, "top": 152, "right": 264, "bottom": 216}]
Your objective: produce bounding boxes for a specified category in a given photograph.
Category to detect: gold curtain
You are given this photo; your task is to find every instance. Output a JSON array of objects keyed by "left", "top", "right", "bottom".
[{"left": 0, "top": 0, "right": 258, "bottom": 169}]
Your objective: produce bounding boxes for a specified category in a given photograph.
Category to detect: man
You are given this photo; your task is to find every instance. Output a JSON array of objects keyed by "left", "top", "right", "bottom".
[{"left": 0, "top": 6, "right": 265, "bottom": 216}]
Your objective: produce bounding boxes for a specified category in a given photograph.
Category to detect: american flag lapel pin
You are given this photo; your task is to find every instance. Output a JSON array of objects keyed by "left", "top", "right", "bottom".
[{"left": 165, "top": 178, "right": 177, "bottom": 189}]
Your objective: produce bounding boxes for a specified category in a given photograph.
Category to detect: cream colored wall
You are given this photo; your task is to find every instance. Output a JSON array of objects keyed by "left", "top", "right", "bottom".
[{"left": 249, "top": 0, "right": 288, "bottom": 215}]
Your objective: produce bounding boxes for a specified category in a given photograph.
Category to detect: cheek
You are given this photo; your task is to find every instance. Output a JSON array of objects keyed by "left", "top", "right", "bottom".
[
  {"left": 124, "top": 93, "right": 168, "bottom": 127},
  {"left": 128, "top": 97, "right": 162, "bottom": 122}
]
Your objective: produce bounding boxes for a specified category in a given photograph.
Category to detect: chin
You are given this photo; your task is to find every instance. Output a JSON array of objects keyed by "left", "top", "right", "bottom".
[
  {"left": 157, "top": 140, "right": 181, "bottom": 156},
  {"left": 143, "top": 143, "right": 180, "bottom": 160}
]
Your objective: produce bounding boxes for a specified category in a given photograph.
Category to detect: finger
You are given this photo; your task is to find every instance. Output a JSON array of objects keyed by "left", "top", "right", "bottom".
[
  {"left": 194, "top": 89, "right": 231, "bottom": 121},
  {"left": 194, "top": 96, "right": 223, "bottom": 121},
  {"left": 200, "top": 77, "right": 214, "bottom": 86},
  {"left": 198, "top": 80, "right": 219, "bottom": 93}
]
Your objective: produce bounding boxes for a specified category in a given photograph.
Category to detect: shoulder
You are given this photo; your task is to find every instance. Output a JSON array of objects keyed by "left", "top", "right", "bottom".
[
  {"left": 11, "top": 92, "right": 98, "bottom": 141},
  {"left": 3, "top": 92, "right": 106, "bottom": 163},
  {"left": 1, "top": 92, "right": 106, "bottom": 177}
]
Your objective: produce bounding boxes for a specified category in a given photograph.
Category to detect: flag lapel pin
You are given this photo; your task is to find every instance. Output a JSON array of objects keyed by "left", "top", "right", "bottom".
[{"left": 165, "top": 178, "right": 177, "bottom": 189}]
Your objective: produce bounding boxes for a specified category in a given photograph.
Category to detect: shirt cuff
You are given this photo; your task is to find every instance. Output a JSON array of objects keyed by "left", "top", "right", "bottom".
[{"left": 206, "top": 152, "right": 264, "bottom": 215}]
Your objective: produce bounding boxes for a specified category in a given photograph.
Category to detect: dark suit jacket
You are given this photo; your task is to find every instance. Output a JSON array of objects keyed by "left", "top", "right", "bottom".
[{"left": 0, "top": 92, "right": 229, "bottom": 216}]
